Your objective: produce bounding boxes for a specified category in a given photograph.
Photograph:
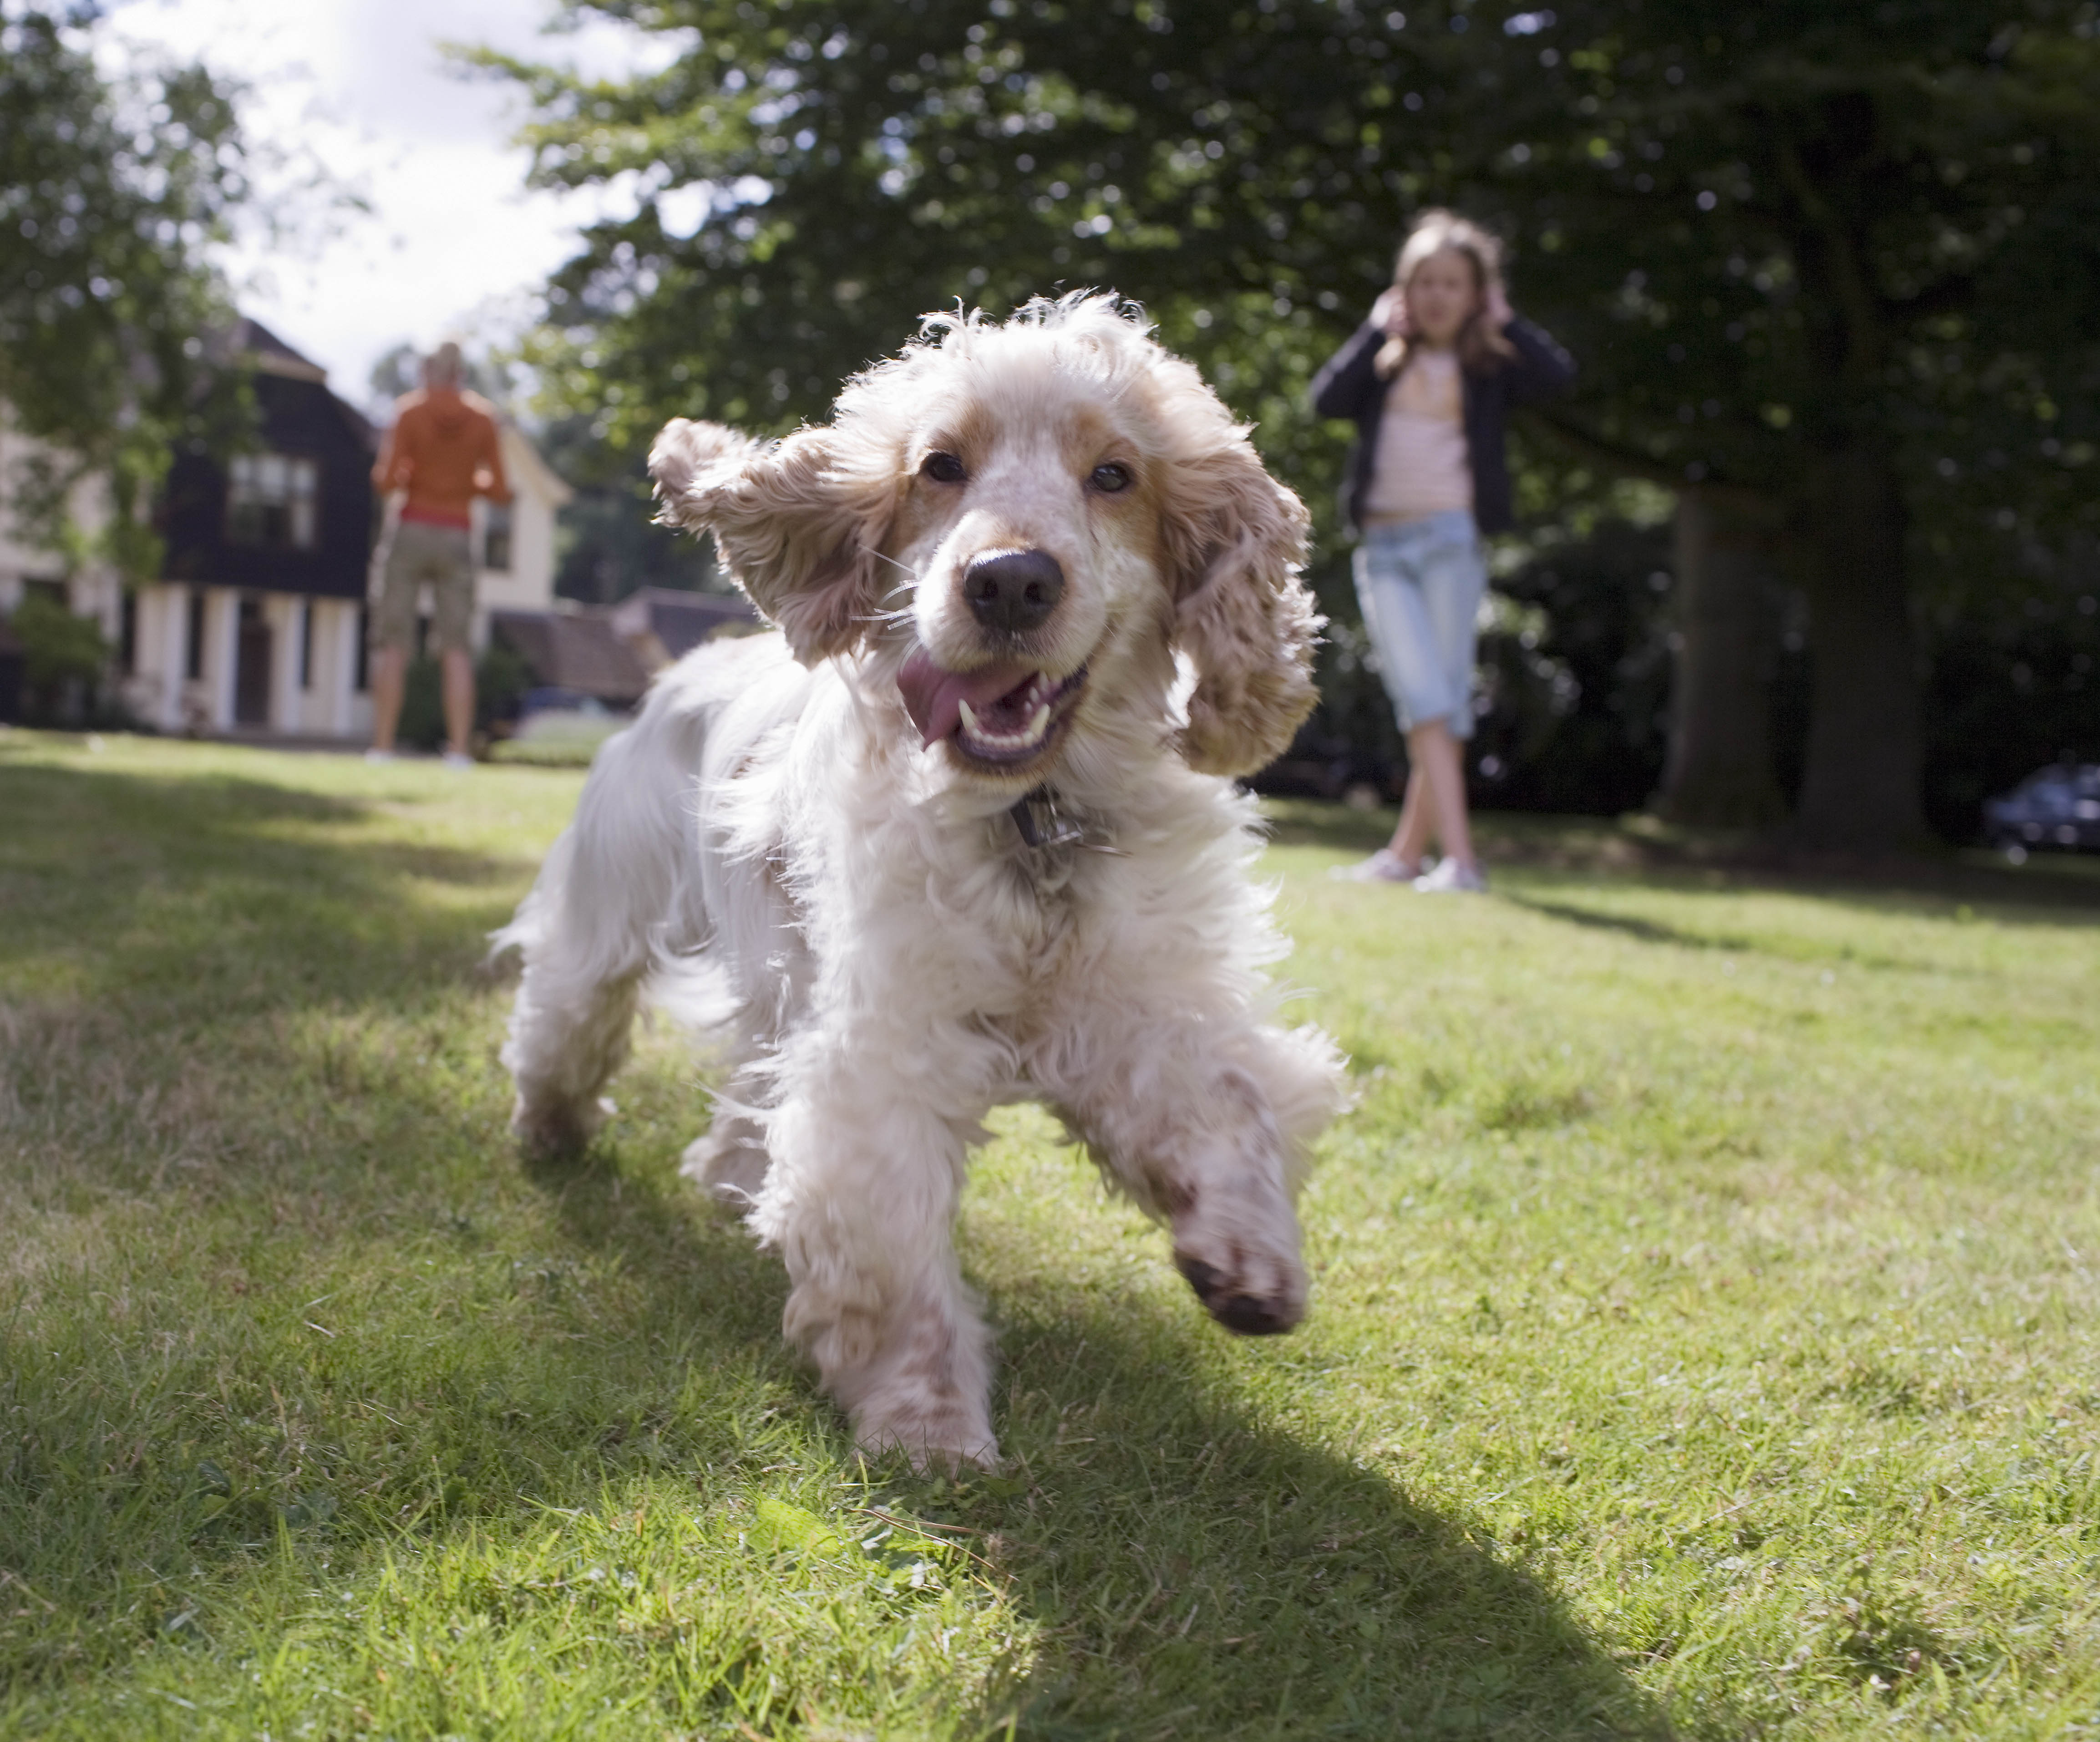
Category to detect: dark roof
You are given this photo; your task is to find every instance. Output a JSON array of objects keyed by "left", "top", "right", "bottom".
[
  {"left": 491, "top": 610, "right": 652, "bottom": 705},
  {"left": 609, "top": 586, "right": 757, "bottom": 660},
  {"left": 232, "top": 317, "right": 330, "bottom": 384}
]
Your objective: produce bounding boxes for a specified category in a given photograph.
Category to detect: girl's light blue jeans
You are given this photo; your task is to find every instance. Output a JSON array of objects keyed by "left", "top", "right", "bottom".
[{"left": 1351, "top": 509, "right": 1487, "bottom": 741}]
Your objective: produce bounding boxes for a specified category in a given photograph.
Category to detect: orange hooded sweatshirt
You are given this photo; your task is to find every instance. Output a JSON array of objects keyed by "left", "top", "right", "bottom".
[{"left": 374, "top": 386, "right": 512, "bottom": 528}]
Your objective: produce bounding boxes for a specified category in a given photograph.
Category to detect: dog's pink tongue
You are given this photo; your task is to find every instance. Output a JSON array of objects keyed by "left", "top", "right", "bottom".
[{"left": 897, "top": 649, "right": 1036, "bottom": 747}]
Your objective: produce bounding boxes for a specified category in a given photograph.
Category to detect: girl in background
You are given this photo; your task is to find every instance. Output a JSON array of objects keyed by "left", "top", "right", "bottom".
[{"left": 1311, "top": 211, "right": 1575, "bottom": 890}]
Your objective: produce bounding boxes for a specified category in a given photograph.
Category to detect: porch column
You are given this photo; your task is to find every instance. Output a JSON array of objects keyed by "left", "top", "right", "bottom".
[
  {"left": 206, "top": 588, "right": 237, "bottom": 730},
  {"left": 271, "top": 595, "right": 304, "bottom": 733},
  {"left": 157, "top": 585, "right": 188, "bottom": 732}
]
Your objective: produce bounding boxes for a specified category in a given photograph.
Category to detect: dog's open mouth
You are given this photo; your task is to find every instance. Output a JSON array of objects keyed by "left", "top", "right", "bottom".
[{"left": 898, "top": 651, "right": 1089, "bottom": 771}]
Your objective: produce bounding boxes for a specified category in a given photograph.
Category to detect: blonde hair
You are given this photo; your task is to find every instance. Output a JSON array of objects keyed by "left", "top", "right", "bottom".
[{"left": 1375, "top": 209, "right": 1517, "bottom": 380}]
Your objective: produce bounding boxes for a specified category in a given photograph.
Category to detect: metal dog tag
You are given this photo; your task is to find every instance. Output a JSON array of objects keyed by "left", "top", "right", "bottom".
[{"left": 1010, "top": 788, "right": 1087, "bottom": 851}]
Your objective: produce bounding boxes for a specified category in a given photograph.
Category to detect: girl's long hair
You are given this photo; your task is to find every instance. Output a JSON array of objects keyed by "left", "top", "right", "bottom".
[{"left": 1375, "top": 209, "right": 1518, "bottom": 380}]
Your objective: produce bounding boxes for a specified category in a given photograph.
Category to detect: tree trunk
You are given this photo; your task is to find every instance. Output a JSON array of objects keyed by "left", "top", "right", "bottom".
[
  {"left": 1655, "top": 490, "right": 1786, "bottom": 827},
  {"left": 1793, "top": 446, "right": 1929, "bottom": 850}
]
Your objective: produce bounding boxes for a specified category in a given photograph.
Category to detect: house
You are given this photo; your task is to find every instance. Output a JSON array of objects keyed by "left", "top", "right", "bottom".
[
  {"left": 488, "top": 609, "right": 652, "bottom": 711},
  {"left": 604, "top": 585, "right": 757, "bottom": 670},
  {"left": 0, "top": 318, "right": 573, "bottom": 739},
  {"left": 485, "top": 588, "right": 757, "bottom": 713}
]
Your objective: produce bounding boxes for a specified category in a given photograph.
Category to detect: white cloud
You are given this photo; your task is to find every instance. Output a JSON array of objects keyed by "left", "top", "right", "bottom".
[{"left": 106, "top": 0, "right": 675, "bottom": 408}]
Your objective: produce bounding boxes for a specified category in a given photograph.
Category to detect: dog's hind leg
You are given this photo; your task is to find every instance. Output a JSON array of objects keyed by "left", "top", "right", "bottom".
[
  {"left": 497, "top": 828, "right": 647, "bottom": 1159},
  {"left": 496, "top": 714, "right": 705, "bottom": 1158}
]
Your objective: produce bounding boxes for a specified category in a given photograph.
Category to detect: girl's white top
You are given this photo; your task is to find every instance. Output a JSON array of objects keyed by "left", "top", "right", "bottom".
[{"left": 1360, "top": 347, "right": 1473, "bottom": 523}]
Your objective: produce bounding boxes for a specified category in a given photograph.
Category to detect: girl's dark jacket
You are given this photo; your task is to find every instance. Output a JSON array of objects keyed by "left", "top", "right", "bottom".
[{"left": 1309, "top": 316, "right": 1577, "bottom": 536}]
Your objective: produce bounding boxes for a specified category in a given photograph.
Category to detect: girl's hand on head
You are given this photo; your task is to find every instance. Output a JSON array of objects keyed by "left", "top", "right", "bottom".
[
  {"left": 1484, "top": 279, "right": 1514, "bottom": 330},
  {"left": 1372, "top": 287, "right": 1411, "bottom": 339}
]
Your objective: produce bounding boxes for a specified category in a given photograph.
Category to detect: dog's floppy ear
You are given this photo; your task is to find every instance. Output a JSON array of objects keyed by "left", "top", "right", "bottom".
[
  {"left": 649, "top": 417, "right": 895, "bottom": 665},
  {"left": 1157, "top": 431, "right": 1323, "bottom": 778}
]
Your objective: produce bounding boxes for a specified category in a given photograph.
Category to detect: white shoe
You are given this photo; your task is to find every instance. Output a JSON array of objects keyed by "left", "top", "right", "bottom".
[
  {"left": 363, "top": 747, "right": 396, "bottom": 764},
  {"left": 442, "top": 750, "right": 476, "bottom": 771},
  {"left": 1414, "top": 858, "right": 1489, "bottom": 894},
  {"left": 1331, "top": 848, "right": 1421, "bottom": 884}
]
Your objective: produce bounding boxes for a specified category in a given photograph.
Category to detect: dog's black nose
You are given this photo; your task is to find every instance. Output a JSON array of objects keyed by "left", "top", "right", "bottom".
[{"left": 963, "top": 549, "right": 1064, "bottom": 635}]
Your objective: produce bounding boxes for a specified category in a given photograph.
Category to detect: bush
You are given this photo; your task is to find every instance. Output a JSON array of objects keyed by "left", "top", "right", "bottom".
[
  {"left": 8, "top": 591, "right": 109, "bottom": 725},
  {"left": 394, "top": 654, "right": 445, "bottom": 750},
  {"left": 393, "top": 642, "right": 546, "bottom": 752},
  {"left": 476, "top": 641, "right": 533, "bottom": 736},
  {"left": 1471, "top": 519, "right": 1674, "bottom": 817},
  {"left": 1294, "top": 515, "right": 2099, "bottom": 844}
]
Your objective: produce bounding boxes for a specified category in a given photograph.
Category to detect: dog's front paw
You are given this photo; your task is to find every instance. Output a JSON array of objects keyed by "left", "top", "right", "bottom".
[
  {"left": 1172, "top": 1199, "right": 1307, "bottom": 1336},
  {"left": 511, "top": 1089, "right": 600, "bottom": 1160},
  {"left": 853, "top": 1398, "right": 1001, "bottom": 1476}
]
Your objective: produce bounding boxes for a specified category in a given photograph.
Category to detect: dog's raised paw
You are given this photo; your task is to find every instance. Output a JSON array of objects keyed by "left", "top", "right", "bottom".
[{"left": 1174, "top": 1251, "right": 1305, "bottom": 1336}]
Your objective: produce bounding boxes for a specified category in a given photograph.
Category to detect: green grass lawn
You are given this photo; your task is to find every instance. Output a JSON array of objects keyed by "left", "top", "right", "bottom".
[{"left": 3, "top": 728, "right": 2097, "bottom": 1741}]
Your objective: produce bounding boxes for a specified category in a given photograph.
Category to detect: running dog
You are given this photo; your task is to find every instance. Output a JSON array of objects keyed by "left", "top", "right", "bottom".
[{"left": 496, "top": 295, "right": 1344, "bottom": 1469}]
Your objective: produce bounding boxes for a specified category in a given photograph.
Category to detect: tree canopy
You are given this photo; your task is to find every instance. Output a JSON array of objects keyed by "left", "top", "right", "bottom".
[
  {"left": 0, "top": 3, "right": 252, "bottom": 576},
  {"left": 476, "top": 0, "right": 2100, "bottom": 845}
]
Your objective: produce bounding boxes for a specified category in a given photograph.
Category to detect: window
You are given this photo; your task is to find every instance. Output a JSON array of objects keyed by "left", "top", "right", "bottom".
[
  {"left": 482, "top": 501, "right": 513, "bottom": 572},
  {"left": 298, "top": 598, "right": 314, "bottom": 690},
  {"left": 120, "top": 589, "right": 137, "bottom": 675},
  {"left": 227, "top": 452, "right": 318, "bottom": 549},
  {"left": 354, "top": 605, "right": 370, "bottom": 692},
  {"left": 185, "top": 588, "right": 206, "bottom": 681}
]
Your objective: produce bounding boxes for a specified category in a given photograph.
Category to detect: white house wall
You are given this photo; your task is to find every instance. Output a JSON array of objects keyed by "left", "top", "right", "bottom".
[{"left": 467, "top": 424, "right": 564, "bottom": 646}]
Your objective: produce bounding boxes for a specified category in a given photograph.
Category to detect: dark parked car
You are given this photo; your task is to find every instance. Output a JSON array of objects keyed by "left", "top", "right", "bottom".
[{"left": 1983, "top": 762, "right": 2100, "bottom": 854}]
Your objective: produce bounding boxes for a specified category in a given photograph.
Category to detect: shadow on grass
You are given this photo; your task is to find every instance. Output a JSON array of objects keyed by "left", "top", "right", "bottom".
[
  {"left": 1501, "top": 894, "right": 1751, "bottom": 955},
  {"left": 0, "top": 753, "right": 1665, "bottom": 1737},
  {"left": 527, "top": 1153, "right": 1667, "bottom": 1739},
  {"left": 1261, "top": 795, "right": 2100, "bottom": 914},
  {"left": 979, "top": 1302, "right": 1661, "bottom": 1738},
  {"left": 0, "top": 760, "right": 526, "bottom": 1019}
]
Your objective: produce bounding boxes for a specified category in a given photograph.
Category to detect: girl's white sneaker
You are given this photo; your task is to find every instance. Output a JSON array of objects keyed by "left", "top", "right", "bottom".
[
  {"left": 1333, "top": 848, "right": 1421, "bottom": 884},
  {"left": 1414, "top": 858, "right": 1489, "bottom": 894}
]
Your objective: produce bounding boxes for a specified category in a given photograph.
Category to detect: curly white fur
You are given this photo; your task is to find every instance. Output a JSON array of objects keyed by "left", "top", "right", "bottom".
[{"left": 497, "top": 295, "right": 1345, "bottom": 1469}]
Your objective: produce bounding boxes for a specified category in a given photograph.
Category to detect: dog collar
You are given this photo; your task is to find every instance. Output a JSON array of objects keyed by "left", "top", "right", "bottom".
[{"left": 1009, "top": 786, "right": 1089, "bottom": 851}]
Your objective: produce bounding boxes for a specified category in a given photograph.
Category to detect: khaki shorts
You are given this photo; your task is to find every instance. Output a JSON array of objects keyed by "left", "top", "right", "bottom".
[{"left": 370, "top": 518, "right": 476, "bottom": 655}]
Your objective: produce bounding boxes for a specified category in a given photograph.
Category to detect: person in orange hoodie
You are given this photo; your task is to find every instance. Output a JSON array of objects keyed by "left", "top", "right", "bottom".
[{"left": 367, "top": 341, "right": 510, "bottom": 764}]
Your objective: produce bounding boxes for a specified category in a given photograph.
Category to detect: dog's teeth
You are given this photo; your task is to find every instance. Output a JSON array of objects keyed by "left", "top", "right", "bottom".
[
  {"left": 1021, "top": 704, "right": 1050, "bottom": 744},
  {"left": 958, "top": 699, "right": 981, "bottom": 739}
]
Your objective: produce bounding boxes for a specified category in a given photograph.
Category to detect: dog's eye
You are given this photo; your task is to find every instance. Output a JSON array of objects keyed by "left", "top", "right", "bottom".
[
  {"left": 922, "top": 451, "right": 967, "bottom": 484},
  {"left": 1089, "top": 461, "right": 1133, "bottom": 494}
]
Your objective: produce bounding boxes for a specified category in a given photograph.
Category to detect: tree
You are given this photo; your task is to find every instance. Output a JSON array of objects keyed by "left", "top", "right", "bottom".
[
  {"left": 1470, "top": 2, "right": 2100, "bottom": 846},
  {"left": 1654, "top": 493, "right": 1786, "bottom": 826},
  {"left": 0, "top": 4, "right": 253, "bottom": 578},
  {"left": 477, "top": 0, "right": 2100, "bottom": 847},
  {"left": 8, "top": 587, "right": 107, "bottom": 720}
]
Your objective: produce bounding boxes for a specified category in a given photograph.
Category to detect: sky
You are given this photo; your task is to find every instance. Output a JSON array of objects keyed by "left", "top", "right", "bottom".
[{"left": 107, "top": 0, "right": 679, "bottom": 416}]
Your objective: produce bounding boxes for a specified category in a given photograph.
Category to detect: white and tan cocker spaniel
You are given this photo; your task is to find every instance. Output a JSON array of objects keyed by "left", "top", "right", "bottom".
[{"left": 497, "top": 294, "right": 1346, "bottom": 1470}]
